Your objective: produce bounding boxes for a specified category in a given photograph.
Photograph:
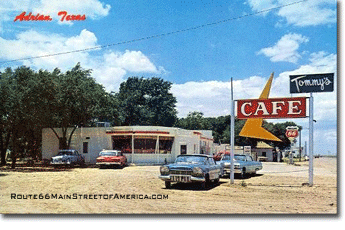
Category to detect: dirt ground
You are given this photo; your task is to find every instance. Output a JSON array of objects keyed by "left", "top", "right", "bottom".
[{"left": 0, "top": 157, "right": 337, "bottom": 214}]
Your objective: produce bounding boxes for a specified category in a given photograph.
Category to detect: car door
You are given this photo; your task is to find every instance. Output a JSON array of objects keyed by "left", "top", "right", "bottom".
[
  {"left": 245, "top": 155, "right": 254, "bottom": 173},
  {"left": 208, "top": 158, "right": 219, "bottom": 180}
]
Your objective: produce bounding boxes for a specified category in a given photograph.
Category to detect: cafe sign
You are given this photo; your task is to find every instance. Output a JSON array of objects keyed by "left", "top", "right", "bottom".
[
  {"left": 289, "top": 73, "right": 334, "bottom": 94},
  {"left": 237, "top": 97, "right": 307, "bottom": 119}
]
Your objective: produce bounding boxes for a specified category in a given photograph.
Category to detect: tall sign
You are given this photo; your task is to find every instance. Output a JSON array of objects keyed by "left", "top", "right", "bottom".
[
  {"left": 289, "top": 72, "right": 335, "bottom": 186},
  {"left": 290, "top": 73, "right": 334, "bottom": 93}
]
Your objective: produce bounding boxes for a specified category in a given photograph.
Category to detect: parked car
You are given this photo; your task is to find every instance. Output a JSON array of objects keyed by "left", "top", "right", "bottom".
[
  {"left": 51, "top": 149, "right": 85, "bottom": 167},
  {"left": 159, "top": 154, "right": 224, "bottom": 189},
  {"left": 219, "top": 154, "right": 262, "bottom": 178},
  {"left": 96, "top": 150, "right": 127, "bottom": 168},
  {"left": 213, "top": 150, "right": 230, "bottom": 161}
]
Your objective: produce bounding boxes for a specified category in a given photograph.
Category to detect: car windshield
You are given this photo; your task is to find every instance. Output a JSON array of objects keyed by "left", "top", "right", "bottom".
[
  {"left": 222, "top": 155, "right": 247, "bottom": 161},
  {"left": 99, "top": 151, "right": 120, "bottom": 156},
  {"left": 175, "top": 155, "right": 207, "bottom": 164},
  {"left": 57, "top": 151, "right": 73, "bottom": 156}
]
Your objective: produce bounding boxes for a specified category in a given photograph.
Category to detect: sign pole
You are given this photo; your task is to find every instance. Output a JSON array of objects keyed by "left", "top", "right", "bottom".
[
  {"left": 230, "top": 78, "right": 235, "bottom": 184},
  {"left": 309, "top": 93, "right": 314, "bottom": 186}
]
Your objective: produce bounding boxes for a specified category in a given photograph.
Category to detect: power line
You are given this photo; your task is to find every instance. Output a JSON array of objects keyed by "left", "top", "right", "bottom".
[{"left": 0, "top": 0, "right": 307, "bottom": 65}]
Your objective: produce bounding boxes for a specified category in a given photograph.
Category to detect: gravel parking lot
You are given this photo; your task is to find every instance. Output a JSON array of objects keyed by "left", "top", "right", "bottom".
[{"left": 0, "top": 157, "right": 337, "bottom": 214}]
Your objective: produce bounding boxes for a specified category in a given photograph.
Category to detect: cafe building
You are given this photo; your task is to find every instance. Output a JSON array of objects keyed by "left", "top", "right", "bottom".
[{"left": 42, "top": 126, "right": 215, "bottom": 164}]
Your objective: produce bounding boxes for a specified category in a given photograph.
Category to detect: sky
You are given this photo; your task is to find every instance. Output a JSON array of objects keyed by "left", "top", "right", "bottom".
[{"left": 0, "top": 0, "right": 337, "bottom": 155}]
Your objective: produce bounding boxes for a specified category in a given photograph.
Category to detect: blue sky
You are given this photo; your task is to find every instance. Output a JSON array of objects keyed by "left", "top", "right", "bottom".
[{"left": 0, "top": 0, "right": 337, "bottom": 155}]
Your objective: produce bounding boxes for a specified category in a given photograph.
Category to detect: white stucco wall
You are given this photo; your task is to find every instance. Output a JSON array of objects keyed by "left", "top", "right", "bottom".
[{"left": 42, "top": 126, "right": 214, "bottom": 164}]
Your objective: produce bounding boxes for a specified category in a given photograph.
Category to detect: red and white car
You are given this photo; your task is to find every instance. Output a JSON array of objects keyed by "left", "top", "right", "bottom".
[{"left": 96, "top": 150, "right": 127, "bottom": 168}]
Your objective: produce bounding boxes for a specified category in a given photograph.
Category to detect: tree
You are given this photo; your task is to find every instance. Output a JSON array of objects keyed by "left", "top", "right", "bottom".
[
  {"left": 49, "top": 63, "right": 114, "bottom": 150},
  {"left": 176, "top": 111, "right": 210, "bottom": 130},
  {"left": 263, "top": 121, "right": 302, "bottom": 150},
  {"left": 0, "top": 66, "right": 39, "bottom": 168},
  {"left": 0, "top": 64, "right": 120, "bottom": 168},
  {"left": 0, "top": 68, "right": 14, "bottom": 166},
  {"left": 118, "top": 77, "right": 177, "bottom": 126}
]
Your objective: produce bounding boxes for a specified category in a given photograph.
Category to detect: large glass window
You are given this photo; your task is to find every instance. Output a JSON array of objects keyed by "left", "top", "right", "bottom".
[
  {"left": 112, "top": 135, "right": 174, "bottom": 154},
  {"left": 134, "top": 136, "right": 157, "bottom": 154},
  {"left": 159, "top": 137, "right": 174, "bottom": 154},
  {"left": 112, "top": 136, "right": 132, "bottom": 153}
]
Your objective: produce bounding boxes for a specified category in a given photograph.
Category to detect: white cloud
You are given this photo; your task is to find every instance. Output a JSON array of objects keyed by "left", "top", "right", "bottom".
[
  {"left": 33, "top": 0, "right": 110, "bottom": 20},
  {"left": 257, "top": 33, "right": 309, "bottom": 63},
  {"left": 90, "top": 50, "right": 164, "bottom": 92},
  {"left": 0, "top": 29, "right": 163, "bottom": 92},
  {"left": 246, "top": 0, "right": 336, "bottom": 27},
  {"left": 171, "top": 76, "right": 269, "bottom": 117},
  {"left": 172, "top": 51, "right": 336, "bottom": 119},
  {"left": 0, "top": 29, "right": 97, "bottom": 70},
  {"left": 103, "top": 51, "right": 159, "bottom": 73}
]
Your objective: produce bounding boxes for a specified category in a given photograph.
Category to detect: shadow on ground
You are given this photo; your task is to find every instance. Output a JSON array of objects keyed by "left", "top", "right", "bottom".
[
  {"left": 162, "top": 181, "right": 227, "bottom": 191},
  {"left": 0, "top": 166, "right": 73, "bottom": 173}
]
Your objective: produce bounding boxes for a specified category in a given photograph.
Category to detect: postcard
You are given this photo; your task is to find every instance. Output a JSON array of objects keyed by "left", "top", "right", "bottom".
[{"left": 0, "top": 0, "right": 337, "bottom": 215}]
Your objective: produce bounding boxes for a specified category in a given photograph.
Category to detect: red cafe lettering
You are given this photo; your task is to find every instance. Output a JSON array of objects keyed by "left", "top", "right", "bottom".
[{"left": 237, "top": 97, "right": 307, "bottom": 119}]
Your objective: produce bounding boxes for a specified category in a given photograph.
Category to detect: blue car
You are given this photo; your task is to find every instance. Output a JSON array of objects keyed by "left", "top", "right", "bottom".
[
  {"left": 159, "top": 154, "right": 224, "bottom": 189},
  {"left": 219, "top": 154, "right": 263, "bottom": 178},
  {"left": 51, "top": 149, "right": 85, "bottom": 167}
]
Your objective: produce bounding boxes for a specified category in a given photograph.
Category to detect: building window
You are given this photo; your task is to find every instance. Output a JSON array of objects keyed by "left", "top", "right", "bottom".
[
  {"left": 83, "top": 142, "right": 88, "bottom": 153},
  {"left": 112, "top": 135, "right": 174, "bottom": 154},
  {"left": 180, "top": 145, "right": 187, "bottom": 155},
  {"left": 112, "top": 136, "right": 132, "bottom": 153},
  {"left": 134, "top": 136, "right": 157, "bottom": 154},
  {"left": 262, "top": 152, "right": 266, "bottom": 157},
  {"left": 159, "top": 137, "right": 174, "bottom": 154}
]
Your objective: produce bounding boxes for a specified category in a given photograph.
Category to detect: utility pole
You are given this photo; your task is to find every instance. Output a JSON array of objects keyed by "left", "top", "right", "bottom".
[
  {"left": 299, "top": 128, "right": 302, "bottom": 162},
  {"left": 230, "top": 78, "right": 235, "bottom": 184},
  {"left": 309, "top": 93, "right": 314, "bottom": 186}
]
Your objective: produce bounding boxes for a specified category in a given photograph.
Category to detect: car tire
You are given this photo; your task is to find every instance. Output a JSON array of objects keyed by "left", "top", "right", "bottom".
[
  {"left": 240, "top": 168, "right": 247, "bottom": 179},
  {"left": 201, "top": 174, "right": 210, "bottom": 189},
  {"left": 165, "top": 181, "right": 171, "bottom": 189}
]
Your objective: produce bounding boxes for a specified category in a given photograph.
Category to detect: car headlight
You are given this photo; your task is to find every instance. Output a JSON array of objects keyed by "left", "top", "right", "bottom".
[
  {"left": 192, "top": 167, "right": 204, "bottom": 177},
  {"left": 160, "top": 166, "right": 169, "bottom": 175}
]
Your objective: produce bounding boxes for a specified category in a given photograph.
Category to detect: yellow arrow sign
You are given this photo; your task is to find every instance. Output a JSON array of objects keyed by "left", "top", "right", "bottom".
[{"left": 239, "top": 72, "right": 282, "bottom": 142}]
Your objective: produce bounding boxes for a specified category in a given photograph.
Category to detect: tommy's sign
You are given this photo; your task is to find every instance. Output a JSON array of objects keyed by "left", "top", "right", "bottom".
[
  {"left": 237, "top": 97, "right": 307, "bottom": 119},
  {"left": 290, "top": 73, "right": 334, "bottom": 93}
]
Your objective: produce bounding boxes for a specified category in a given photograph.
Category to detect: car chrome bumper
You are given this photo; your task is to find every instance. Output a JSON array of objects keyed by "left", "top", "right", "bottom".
[
  {"left": 159, "top": 175, "right": 205, "bottom": 182},
  {"left": 51, "top": 162, "right": 69, "bottom": 165},
  {"left": 224, "top": 168, "right": 242, "bottom": 174},
  {"left": 96, "top": 162, "right": 121, "bottom": 165}
]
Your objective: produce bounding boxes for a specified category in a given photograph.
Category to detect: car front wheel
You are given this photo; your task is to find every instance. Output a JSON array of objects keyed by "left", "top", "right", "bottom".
[
  {"left": 165, "top": 181, "right": 171, "bottom": 189},
  {"left": 240, "top": 168, "right": 247, "bottom": 179}
]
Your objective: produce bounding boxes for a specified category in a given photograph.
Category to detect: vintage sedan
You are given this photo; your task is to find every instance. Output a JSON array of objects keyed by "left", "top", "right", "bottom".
[
  {"left": 51, "top": 149, "right": 85, "bottom": 167},
  {"left": 96, "top": 150, "right": 127, "bottom": 168},
  {"left": 159, "top": 154, "right": 224, "bottom": 189},
  {"left": 219, "top": 154, "right": 263, "bottom": 178}
]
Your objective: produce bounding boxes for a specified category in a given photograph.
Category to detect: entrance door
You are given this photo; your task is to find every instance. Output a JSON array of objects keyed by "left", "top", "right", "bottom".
[
  {"left": 180, "top": 145, "right": 187, "bottom": 155},
  {"left": 81, "top": 142, "right": 90, "bottom": 163}
]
